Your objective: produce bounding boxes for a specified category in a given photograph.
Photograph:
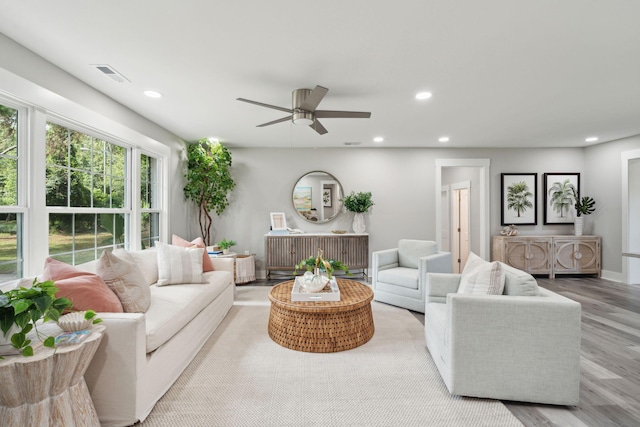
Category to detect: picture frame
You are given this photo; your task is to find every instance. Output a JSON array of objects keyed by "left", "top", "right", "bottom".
[
  {"left": 501, "top": 173, "right": 537, "bottom": 225},
  {"left": 270, "top": 212, "right": 287, "bottom": 230},
  {"left": 543, "top": 173, "right": 580, "bottom": 224},
  {"left": 292, "top": 186, "right": 312, "bottom": 211},
  {"left": 322, "top": 188, "right": 332, "bottom": 207}
]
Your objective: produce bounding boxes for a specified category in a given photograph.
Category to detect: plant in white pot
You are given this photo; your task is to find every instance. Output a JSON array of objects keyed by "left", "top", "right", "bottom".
[
  {"left": 572, "top": 189, "right": 596, "bottom": 236},
  {"left": 217, "top": 238, "right": 237, "bottom": 255},
  {"left": 342, "top": 191, "right": 374, "bottom": 234}
]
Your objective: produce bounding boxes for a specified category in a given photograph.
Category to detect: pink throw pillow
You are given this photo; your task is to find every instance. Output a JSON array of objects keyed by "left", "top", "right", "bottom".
[
  {"left": 42, "top": 257, "right": 124, "bottom": 313},
  {"left": 172, "top": 234, "right": 214, "bottom": 272}
]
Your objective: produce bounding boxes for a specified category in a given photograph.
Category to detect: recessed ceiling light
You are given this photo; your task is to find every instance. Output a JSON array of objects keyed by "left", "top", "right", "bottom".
[
  {"left": 585, "top": 136, "right": 598, "bottom": 142},
  {"left": 415, "top": 91, "right": 432, "bottom": 100},
  {"left": 143, "top": 90, "right": 163, "bottom": 98},
  {"left": 438, "top": 136, "right": 450, "bottom": 143},
  {"left": 373, "top": 136, "right": 384, "bottom": 143}
]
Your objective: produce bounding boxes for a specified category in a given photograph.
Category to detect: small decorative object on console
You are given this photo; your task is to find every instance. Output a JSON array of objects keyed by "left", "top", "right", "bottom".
[{"left": 500, "top": 224, "right": 519, "bottom": 236}]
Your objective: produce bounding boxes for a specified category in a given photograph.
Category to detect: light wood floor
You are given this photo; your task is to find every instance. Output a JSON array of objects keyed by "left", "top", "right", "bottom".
[{"left": 252, "top": 276, "right": 640, "bottom": 426}]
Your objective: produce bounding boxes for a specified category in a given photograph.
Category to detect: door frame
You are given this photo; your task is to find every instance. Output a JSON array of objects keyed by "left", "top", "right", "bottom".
[
  {"left": 622, "top": 148, "right": 640, "bottom": 284},
  {"left": 435, "top": 159, "right": 490, "bottom": 260}
]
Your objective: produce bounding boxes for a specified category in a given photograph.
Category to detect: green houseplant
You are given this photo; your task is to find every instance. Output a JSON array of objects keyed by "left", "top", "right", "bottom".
[
  {"left": 572, "top": 188, "right": 596, "bottom": 236},
  {"left": 341, "top": 191, "right": 374, "bottom": 234},
  {"left": 0, "top": 280, "right": 69, "bottom": 356},
  {"left": 217, "top": 238, "right": 237, "bottom": 254},
  {"left": 0, "top": 280, "right": 102, "bottom": 358},
  {"left": 184, "top": 139, "right": 236, "bottom": 246}
]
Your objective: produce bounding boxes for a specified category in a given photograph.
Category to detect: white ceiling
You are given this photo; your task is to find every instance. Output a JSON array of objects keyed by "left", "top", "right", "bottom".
[{"left": 1, "top": 1, "right": 640, "bottom": 149}]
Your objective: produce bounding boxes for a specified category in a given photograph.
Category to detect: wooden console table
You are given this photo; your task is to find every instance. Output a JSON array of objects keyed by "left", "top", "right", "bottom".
[
  {"left": 0, "top": 325, "right": 105, "bottom": 426},
  {"left": 492, "top": 235, "right": 601, "bottom": 278},
  {"left": 265, "top": 233, "right": 369, "bottom": 279}
]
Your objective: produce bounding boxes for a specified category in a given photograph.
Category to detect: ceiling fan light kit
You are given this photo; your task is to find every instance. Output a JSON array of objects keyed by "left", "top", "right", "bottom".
[{"left": 237, "top": 85, "right": 371, "bottom": 135}]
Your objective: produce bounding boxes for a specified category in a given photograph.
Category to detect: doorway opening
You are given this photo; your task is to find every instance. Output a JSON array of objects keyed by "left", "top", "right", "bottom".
[{"left": 451, "top": 182, "right": 470, "bottom": 273}]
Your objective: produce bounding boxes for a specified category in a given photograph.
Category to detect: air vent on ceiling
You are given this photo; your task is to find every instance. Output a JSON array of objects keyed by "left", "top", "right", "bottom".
[
  {"left": 343, "top": 142, "right": 361, "bottom": 146},
  {"left": 92, "top": 64, "right": 130, "bottom": 83}
]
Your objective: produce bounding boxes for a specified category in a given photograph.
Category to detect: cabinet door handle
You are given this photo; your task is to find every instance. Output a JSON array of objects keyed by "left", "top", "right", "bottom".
[{"left": 574, "top": 251, "right": 582, "bottom": 260}]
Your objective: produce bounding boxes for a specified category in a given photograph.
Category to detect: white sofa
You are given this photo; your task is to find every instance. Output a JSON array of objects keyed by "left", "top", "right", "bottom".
[
  {"left": 424, "top": 258, "right": 581, "bottom": 406},
  {"left": 0, "top": 249, "right": 236, "bottom": 427},
  {"left": 75, "top": 249, "right": 235, "bottom": 426}
]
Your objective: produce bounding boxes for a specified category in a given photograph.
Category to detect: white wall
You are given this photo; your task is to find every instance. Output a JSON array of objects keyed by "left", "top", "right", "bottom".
[{"left": 205, "top": 147, "right": 606, "bottom": 279}]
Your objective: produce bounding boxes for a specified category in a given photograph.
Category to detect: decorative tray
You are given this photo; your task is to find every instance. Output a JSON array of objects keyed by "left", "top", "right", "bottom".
[{"left": 291, "top": 276, "right": 340, "bottom": 302}]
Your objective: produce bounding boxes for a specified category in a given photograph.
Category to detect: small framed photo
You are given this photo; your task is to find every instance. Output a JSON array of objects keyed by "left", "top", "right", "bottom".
[
  {"left": 543, "top": 173, "right": 580, "bottom": 224},
  {"left": 270, "top": 212, "right": 287, "bottom": 230},
  {"left": 323, "top": 188, "right": 332, "bottom": 207},
  {"left": 501, "top": 173, "right": 537, "bottom": 225}
]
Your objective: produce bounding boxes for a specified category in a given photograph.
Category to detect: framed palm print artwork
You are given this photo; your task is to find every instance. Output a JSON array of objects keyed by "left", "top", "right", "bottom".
[
  {"left": 501, "top": 173, "right": 537, "bottom": 225},
  {"left": 543, "top": 173, "right": 580, "bottom": 224}
]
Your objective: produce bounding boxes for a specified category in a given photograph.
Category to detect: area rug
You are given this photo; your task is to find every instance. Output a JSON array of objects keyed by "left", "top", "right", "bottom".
[{"left": 141, "top": 286, "right": 523, "bottom": 427}]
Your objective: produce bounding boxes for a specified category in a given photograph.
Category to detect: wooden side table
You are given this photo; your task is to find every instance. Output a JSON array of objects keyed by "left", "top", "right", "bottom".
[{"left": 0, "top": 325, "right": 105, "bottom": 426}]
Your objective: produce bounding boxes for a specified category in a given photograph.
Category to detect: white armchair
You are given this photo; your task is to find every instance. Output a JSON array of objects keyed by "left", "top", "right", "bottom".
[{"left": 371, "top": 239, "right": 452, "bottom": 313}]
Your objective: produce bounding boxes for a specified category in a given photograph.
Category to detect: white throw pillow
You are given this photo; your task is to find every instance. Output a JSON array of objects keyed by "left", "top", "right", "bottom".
[
  {"left": 458, "top": 260, "right": 505, "bottom": 295},
  {"left": 155, "top": 242, "right": 206, "bottom": 286},
  {"left": 97, "top": 251, "right": 151, "bottom": 313},
  {"left": 114, "top": 248, "right": 158, "bottom": 286}
]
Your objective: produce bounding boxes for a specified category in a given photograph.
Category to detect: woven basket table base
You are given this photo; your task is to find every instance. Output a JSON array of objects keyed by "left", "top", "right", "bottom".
[{"left": 268, "top": 279, "right": 374, "bottom": 353}]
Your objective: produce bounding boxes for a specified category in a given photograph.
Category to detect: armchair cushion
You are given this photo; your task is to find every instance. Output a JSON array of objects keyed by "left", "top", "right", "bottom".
[
  {"left": 377, "top": 267, "right": 418, "bottom": 290},
  {"left": 398, "top": 239, "right": 438, "bottom": 268}
]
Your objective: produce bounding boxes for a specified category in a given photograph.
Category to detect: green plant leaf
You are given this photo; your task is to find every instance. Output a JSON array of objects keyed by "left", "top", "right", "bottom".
[
  {"left": 21, "top": 346, "right": 33, "bottom": 357},
  {"left": 92, "top": 318, "right": 103, "bottom": 324},
  {"left": 11, "top": 299, "right": 31, "bottom": 315},
  {"left": 43, "top": 336, "right": 55, "bottom": 348}
]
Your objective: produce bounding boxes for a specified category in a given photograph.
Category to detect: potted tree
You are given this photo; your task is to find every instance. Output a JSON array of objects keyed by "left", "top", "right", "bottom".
[
  {"left": 341, "top": 191, "right": 374, "bottom": 234},
  {"left": 572, "top": 189, "right": 596, "bottom": 236},
  {"left": 184, "top": 139, "right": 236, "bottom": 246}
]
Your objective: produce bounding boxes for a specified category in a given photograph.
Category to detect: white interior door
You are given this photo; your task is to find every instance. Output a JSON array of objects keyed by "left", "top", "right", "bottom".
[{"left": 451, "top": 182, "right": 471, "bottom": 273}]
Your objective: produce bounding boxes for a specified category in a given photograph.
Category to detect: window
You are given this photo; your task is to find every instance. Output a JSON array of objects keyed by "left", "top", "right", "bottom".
[
  {"left": 140, "top": 153, "right": 160, "bottom": 249},
  {"left": 0, "top": 102, "right": 23, "bottom": 281},
  {"left": 46, "top": 122, "right": 129, "bottom": 264}
]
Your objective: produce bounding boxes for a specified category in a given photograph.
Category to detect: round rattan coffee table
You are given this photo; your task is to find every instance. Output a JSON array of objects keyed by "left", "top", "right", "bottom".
[{"left": 268, "top": 279, "right": 374, "bottom": 353}]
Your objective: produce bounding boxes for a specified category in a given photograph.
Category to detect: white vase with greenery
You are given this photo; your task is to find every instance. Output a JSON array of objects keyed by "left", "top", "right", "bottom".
[
  {"left": 572, "top": 189, "right": 596, "bottom": 236},
  {"left": 341, "top": 191, "right": 374, "bottom": 234}
]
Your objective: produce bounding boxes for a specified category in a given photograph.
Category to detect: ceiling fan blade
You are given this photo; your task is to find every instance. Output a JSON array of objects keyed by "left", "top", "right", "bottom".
[
  {"left": 310, "top": 119, "right": 328, "bottom": 135},
  {"left": 300, "top": 86, "right": 329, "bottom": 111},
  {"left": 315, "top": 110, "right": 371, "bottom": 119},
  {"left": 256, "top": 116, "right": 293, "bottom": 127},
  {"left": 237, "top": 98, "right": 293, "bottom": 114}
]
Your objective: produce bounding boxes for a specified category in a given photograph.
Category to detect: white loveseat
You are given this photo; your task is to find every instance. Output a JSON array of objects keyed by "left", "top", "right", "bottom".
[{"left": 424, "top": 255, "right": 581, "bottom": 406}]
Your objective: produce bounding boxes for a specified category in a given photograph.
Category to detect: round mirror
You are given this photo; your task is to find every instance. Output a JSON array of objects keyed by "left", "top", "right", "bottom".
[{"left": 292, "top": 171, "right": 344, "bottom": 223}]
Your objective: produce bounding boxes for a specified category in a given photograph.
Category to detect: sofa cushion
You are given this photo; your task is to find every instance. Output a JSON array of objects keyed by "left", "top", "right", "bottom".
[
  {"left": 500, "top": 262, "right": 539, "bottom": 296},
  {"left": 42, "top": 257, "right": 124, "bottom": 313},
  {"left": 145, "top": 271, "right": 232, "bottom": 352},
  {"left": 114, "top": 248, "right": 158, "bottom": 286},
  {"left": 155, "top": 242, "right": 206, "bottom": 286},
  {"left": 377, "top": 267, "right": 419, "bottom": 289},
  {"left": 96, "top": 251, "right": 151, "bottom": 313},
  {"left": 458, "top": 261, "right": 505, "bottom": 295},
  {"left": 172, "top": 234, "right": 214, "bottom": 272},
  {"left": 398, "top": 240, "right": 438, "bottom": 269}
]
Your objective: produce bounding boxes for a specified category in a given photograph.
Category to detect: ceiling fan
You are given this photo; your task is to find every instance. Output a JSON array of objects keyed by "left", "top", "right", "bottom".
[{"left": 236, "top": 85, "right": 371, "bottom": 135}]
